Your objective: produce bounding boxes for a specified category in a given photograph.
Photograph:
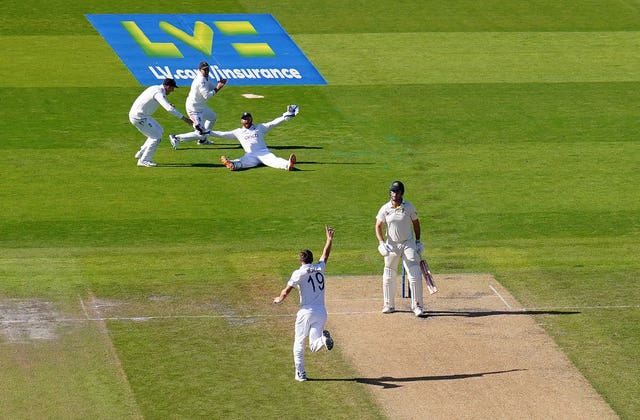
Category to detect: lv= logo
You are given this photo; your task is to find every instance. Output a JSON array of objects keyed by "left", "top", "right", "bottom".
[
  {"left": 121, "top": 20, "right": 275, "bottom": 58},
  {"left": 86, "top": 14, "right": 327, "bottom": 86}
]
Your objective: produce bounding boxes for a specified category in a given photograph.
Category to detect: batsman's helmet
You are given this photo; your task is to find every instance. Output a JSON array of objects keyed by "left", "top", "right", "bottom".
[{"left": 389, "top": 180, "right": 404, "bottom": 193}]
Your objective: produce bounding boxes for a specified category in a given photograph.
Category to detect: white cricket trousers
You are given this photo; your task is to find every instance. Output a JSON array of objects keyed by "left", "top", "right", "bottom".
[
  {"left": 293, "top": 306, "right": 327, "bottom": 373},
  {"left": 382, "top": 241, "right": 423, "bottom": 309},
  {"left": 231, "top": 148, "right": 290, "bottom": 170},
  {"left": 187, "top": 106, "right": 217, "bottom": 130},
  {"left": 177, "top": 106, "right": 218, "bottom": 141},
  {"left": 130, "top": 116, "right": 163, "bottom": 162}
]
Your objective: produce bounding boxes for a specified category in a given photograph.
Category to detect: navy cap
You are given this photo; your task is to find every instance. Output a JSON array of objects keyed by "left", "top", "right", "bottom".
[
  {"left": 389, "top": 180, "right": 404, "bottom": 193},
  {"left": 162, "top": 78, "right": 178, "bottom": 87}
]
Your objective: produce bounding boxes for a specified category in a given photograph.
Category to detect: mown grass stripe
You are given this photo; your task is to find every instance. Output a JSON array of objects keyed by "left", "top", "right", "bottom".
[{"left": 297, "top": 31, "right": 640, "bottom": 84}]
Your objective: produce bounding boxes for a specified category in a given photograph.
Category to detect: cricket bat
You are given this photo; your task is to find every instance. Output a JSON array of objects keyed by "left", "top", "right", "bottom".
[{"left": 419, "top": 258, "right": 438, "bottom": 294}]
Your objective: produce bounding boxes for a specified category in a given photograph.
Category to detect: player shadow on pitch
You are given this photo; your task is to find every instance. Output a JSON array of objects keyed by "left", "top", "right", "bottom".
[
  {"left": 425, "top": 309, "right": 580, "bottom": 318},
  {"left": 310, "top": 368, "right": 526, "bottom": 388}
]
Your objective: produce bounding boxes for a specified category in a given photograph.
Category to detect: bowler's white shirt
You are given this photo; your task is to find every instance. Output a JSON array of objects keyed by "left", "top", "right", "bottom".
[{"left": 288, "top": 261, "right": 327, "bottom": 307}]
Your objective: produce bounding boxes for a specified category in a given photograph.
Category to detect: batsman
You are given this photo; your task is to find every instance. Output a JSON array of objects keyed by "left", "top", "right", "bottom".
[{"left": 375, "top": 180, "right": 426, "bottom": 317}]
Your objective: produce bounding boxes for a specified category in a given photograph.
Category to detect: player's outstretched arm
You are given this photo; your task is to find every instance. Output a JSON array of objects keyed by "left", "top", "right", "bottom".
[
  {"left": 319, "top": 225, "right": 335, "bottom": 263},
  {"left": 208, "top": 130, "right": 237, "bottom": 139},
  {"left": 273, "top": 285, "right": 293, "bottom": 304}
]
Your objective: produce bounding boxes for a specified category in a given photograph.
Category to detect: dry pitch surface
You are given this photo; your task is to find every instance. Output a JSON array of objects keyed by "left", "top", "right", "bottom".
[
  {"left": 0, "top": 274, "right": 619, "bottom": 419},
  {"left": 325, "top": 274, "right": 617, "bottom": 420}
]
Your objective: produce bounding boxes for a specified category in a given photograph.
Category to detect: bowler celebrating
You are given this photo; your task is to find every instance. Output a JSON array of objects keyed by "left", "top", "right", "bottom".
[{"left": 273, "top": 225, "right": 335, "bottom": 382}]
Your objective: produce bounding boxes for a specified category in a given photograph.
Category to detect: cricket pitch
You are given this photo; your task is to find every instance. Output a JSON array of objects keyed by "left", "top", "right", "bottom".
[{"left": 325, "top": 274, "right": 617, "bottom": 419}]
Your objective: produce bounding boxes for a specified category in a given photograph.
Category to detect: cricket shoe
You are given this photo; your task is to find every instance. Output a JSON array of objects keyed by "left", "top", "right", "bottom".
[
  {"left": 381, "top": 305, "right": 395, "bottom": 314},
  {"left": 137, "top": 160, "right": 157, "bottom": 167},
  {"left": 287, "top": 153, "right": 296, "bottom": 171},
  {"left": 169, "top": 134, "right": 179, "bottom": 150},
  {"left": 197, "top": 138, "right": 215, "bottom": 145},
  {"left": 413, "top": 306, "right": 425, "bottom": 317},
  {"left": 295, "top": 370, "right": 307, "bottom": 382},
  {"left": 220, "top": 155, "right": 236, "bottom": 171},
  {"left": 322, "top": 330, "right": 334, "bottom": 350}
]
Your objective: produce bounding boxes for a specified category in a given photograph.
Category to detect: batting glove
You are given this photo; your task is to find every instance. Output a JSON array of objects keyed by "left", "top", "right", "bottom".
[
  {"left": 282, "top": 104, "right": 299, "bottom": 120},
  {"left": 416, "top": 240, "right": 424, "bottom": 255},
  {"left": 378, "top": 241, "right": 390, "bottom": 257}
]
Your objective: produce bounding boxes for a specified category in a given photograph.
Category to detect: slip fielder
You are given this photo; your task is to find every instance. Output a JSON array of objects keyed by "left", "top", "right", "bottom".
[
  {"left": 128, "top": 78, "right": 192, "bottom": 167},
  {"left": 169, "top": 61, "right": 227, "bottom": 149}
]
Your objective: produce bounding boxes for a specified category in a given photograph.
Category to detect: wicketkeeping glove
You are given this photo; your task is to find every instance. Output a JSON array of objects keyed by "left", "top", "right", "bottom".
[{"left": 282, "top": 104, "right": 299, "bottom": 120}]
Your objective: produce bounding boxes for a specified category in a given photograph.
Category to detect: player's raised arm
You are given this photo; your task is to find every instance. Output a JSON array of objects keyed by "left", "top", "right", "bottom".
[{"left": 319, "top": 225, "right": 335, "bottom": 263}]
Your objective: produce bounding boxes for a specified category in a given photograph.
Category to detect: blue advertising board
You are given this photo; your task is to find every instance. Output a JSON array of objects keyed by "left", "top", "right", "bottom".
[{"left": 86, "top": 14, "right": 326, "bottom": 86}]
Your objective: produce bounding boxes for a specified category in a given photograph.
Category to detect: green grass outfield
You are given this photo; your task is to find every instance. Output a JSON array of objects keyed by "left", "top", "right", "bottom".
[{"left": 1, "top": 1, "right": 639, "bottom": 418}]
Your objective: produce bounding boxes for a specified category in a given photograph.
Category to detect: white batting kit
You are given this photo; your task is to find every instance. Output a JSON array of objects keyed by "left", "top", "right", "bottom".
[
  {"left": 376, "top": 200, "right": 424, "bottom": 311},
  {"left": 175, "top": 73, "right": 221, "bottom": 142},
  {"left": 129, "top": 84, "right": 184, "bottom": 164},
  {"left": 210, "top": 116, "right": 291, "bottom": 170},
  {"left": 287, "top": 260, "right": 328, "bottom": 376}
]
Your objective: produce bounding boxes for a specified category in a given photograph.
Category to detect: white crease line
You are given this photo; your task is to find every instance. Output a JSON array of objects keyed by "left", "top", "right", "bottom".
[
  {"left": 1, "top": 314, "right": 291, "bottom": 323},
  {"left": 489, "top": 285, "right": 512, "bottom": 310},
  {"left": 2, "top": 305, "right": 638, "bottom": 325},
  {"left": 330, "top": 311, "right": 379, "bottom": 315},
  {"left": 327, "top": 298, "right": 379, "bottom": 302},
  {"left": 0, "top": 311, "right": 380, "bottom": 323},
  {"left": 78, "top": 295, "right": 90, "bottom": 319}
]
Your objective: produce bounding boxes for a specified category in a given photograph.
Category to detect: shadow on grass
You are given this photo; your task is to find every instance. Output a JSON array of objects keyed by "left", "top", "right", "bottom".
[
  {"left": 310, "top": 369, "right": 526, "bottom": 388},
  {"left": 159, "top": 163, "right": 220, "bottom": 168},
  {"left": 163, "top": 143, "right": 376, "bottom": 168},
  {"left": 174, "top": 145, "right": 241, "bottom": 151},
  {"left": 175, "top": 144, "right": 323, "bottom": 151},
  {"left": 158, "top": 161, "right": 375, "bottom": 169},
  {"left": 427, "top": 310, "right": 581, "bottom": 317},
  {"left": 266, "top": 145, "right": 323, "bottom": 150}
]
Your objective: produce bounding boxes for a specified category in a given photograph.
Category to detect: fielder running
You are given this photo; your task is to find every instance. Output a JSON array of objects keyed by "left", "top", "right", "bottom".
[
  {"left": 375, "top": 180, "right": 426, "bottom": 317},
  {"left": 169, "top": 61, "right": 227, "bottom": 149},
  {"left": 208, "top": 105, "right": 299, "bottom": 171},
  {"left": 273, "top": 225, "right": 335, "bottom": 382},
  {"left": 128, "top": 78, "right": 193, "bottom": 167}
]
